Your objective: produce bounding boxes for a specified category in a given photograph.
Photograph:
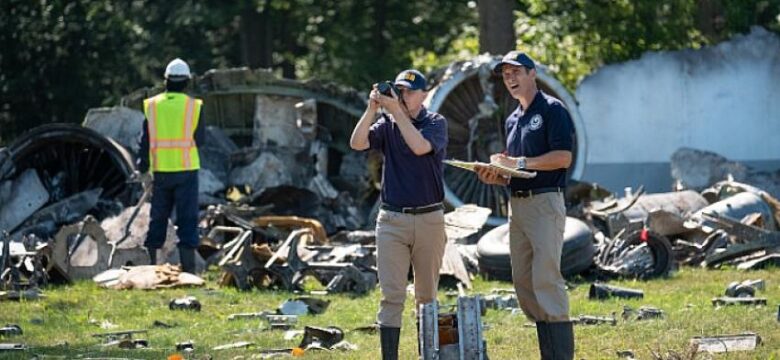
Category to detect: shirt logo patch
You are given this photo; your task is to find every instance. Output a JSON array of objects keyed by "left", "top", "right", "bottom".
[{"left": 529, "top": 114, "right": 543, "bottom": 131}]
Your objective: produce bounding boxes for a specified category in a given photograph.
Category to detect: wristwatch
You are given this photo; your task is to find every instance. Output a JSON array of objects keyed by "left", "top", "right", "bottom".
[{"left": 516, "top": 157, "right": 527, "bottom": 170}]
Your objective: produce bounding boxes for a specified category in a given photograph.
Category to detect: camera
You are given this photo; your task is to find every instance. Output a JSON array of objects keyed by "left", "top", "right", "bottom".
[{"left": 376, "top": 81, "right": 399, "bottom": 97}]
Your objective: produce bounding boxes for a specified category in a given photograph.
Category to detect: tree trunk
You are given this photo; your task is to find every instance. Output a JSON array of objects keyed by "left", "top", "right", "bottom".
[
  {"left": 478, "top": 0, "right": 516, "bottom": 55},
  {"left": 696, "top": 0, "right": 725, "bottom": 42},
  {"left": 240, "top": 5, "right": 273, "bottom": 69}
]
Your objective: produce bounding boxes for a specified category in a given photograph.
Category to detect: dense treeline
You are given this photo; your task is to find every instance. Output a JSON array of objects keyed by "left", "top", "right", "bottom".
[{"left": 1, "top": 0, "right": 778, "bottom": 145}]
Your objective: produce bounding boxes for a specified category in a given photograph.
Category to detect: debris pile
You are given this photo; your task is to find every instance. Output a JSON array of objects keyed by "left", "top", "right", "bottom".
[{"left": 0, "top": 69, "right": 384, "bottom": 298}]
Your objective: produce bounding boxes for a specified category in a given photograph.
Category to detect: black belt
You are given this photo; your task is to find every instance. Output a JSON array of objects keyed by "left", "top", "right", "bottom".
[
  {"left": 380, "top": 202, "right": 443, "bottom": 214},
  {"left": 511, "top": 187, "right": 563, "bottom": 199}
]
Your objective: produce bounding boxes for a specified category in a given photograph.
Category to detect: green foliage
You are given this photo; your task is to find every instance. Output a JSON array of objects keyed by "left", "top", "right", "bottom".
[
  {"left": 0, "top": 0, "right": 241, "bottom": 144},
  {"left": 0, "top": 0, "right": 477, "bottom": 143},
  {"left": 1, "top": 0, "right": 779, "bottom": 144},
  {"left": 291, "top": 0, "right": 477, "bottom": 88},
  {"left": 513, "top": 0, "right": 780, "bottom": 90}
]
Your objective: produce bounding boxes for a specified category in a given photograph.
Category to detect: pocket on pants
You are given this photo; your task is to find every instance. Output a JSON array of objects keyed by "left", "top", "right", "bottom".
[
  {"left": 542, "top": 195, "right": 566, "bottom": 230},
  {"left": 377, "top": 209, "right": 401, "bottom": 224},
  {"left": 420, "top": 210, "right": 444, "bottom": 226}
]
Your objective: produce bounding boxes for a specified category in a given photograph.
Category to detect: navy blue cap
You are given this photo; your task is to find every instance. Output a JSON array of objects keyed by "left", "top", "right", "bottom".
[
  {"left": 394, "top": 69, "right": 427, "bottom": 91},
  {"left": 493, "top": 51, "right": 536, "bottom": 74}
]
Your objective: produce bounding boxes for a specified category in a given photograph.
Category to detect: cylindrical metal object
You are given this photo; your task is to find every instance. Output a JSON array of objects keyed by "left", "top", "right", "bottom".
[
  {"left": 622, "top": 190, "right": 709, "bottom": 223},
  {"left": 588, "top": 283, "right": 644, "bottom": 300},
  {"left": 688, "top": 192, "right": 776, "bottom": 231}
]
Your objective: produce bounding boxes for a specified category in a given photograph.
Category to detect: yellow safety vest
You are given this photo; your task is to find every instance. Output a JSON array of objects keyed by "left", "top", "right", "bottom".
[{"left": 143, "top": 92, "right": 202, "bottom": 172}]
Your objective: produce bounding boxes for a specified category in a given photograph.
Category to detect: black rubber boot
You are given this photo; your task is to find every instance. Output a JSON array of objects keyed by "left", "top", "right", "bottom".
[
  {"left": 178, "top": 246, "right": 196, "bottom": 274},
  {"left": 380, "top": 326, "right": 400, "bottom": 360},
  {"left": 536, "top": 322, "right": 553, "bottom": 360},
  {"left": 147, "top": 248, "right": 158, "bottom": 265},
  {"left": 547, "top": 321, "right": 574, "bottom": 360}
]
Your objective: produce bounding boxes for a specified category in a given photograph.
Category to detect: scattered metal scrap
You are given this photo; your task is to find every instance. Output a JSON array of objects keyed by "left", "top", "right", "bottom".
[
  {"left": 279, "top": 297, "right": 330, "bottom": 315},
  {"left": 298, "top": 326, "right": 345, "bottom": 350},
  {"left": 621, "top": 306, "right": 664, "bottom": 321},
  {"left": 50, "top": 216, "right": 149, "bottom": 282},
  {"left": 169, "top": 296, "right": 202, "bottom": 311},
  {"left": 690, "top": 333, "right": 761, "bottom": 353},
  {"left": 588, "top": 283, "right": 644, "bottom": 300},
  {"left": 419, "top": 296, "right": 487, "bottom": 360},
  {"left": 699, "top": 212, "right": 780, "bottom": 268},
  {"left": 0, "top": 324, "right": 22, "bottom": 337},
  {"left": 176, "top": 341, "right": 195, "bottom": 352},
  {"left": 0, "top": 124, "right": 138, "bottom": 239},
  {"left": 712, "top": 296, "right": 767, "bottom": 306},
  {"left": 261, "top": 228, "right": 377, "bottom": 293},
  {"left": 594, "top": 228, "right": 674, "bottom": 279},
  {"left": 92, "top": 329, "right": 149, "bottom": 349},
  {"left": 0, "top": 343, "right": 26, "bottom": 352},
  {"left": 725, "top": 279, "right": 764, "bottom": 297},
  {"left": 589, "top": 189, "right": 708, "bottom": 238},
  {"left": 574, "top": 314, "right": 617, "bottom": 326},
  {"left": 213, "top": 341, "right": 254, "bottom": 351},
  {"left": 200, "top": 207, "right": 379, "bottom": 294}
]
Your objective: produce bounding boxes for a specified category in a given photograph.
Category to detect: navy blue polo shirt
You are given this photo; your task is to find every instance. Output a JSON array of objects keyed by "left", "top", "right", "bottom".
[
  {"left": 368, "top": 107, "right": 447, "bottom": 207},
  {"left": 505, "top": 91, "right": 574, "bottom": 191}
]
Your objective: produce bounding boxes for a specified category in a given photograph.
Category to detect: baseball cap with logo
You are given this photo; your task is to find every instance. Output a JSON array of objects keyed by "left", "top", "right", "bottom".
[
  {"left": 493, "top": 51, "right": 536, "bottom": 74},
  {"left": 394, "top": 69, "right": 427, "bottom": 91}
]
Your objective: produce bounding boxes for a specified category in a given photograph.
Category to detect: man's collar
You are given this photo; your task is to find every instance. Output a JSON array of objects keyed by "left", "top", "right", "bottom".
[
  {"left": 516, "top": 91, "right": 544, "bottom": 116},
  {"left": 409, "top": 105, "right": 427, "bottom": 122}
]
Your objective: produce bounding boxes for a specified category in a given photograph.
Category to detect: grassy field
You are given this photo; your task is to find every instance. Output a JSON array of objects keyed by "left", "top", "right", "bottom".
[{"left": 1, "top": 267, "right": 779, "bottom": 359}]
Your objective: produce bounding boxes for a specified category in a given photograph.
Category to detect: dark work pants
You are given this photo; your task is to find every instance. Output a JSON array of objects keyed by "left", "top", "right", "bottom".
[{"left": 145, "top": 170, "right": 200, "bottom": 250}]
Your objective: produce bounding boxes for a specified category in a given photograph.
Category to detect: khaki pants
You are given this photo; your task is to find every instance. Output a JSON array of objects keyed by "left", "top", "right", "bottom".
[
  {"left": 508, "top": 192, "right": 570, "bottom": 322},
  {"left": 375, "top": 209, "right": 447, "bottom": 328}
]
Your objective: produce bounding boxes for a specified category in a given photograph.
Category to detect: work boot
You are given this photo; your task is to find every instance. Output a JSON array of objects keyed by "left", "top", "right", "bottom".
[
  {"left": 536, "top": 322, "right": 553, "bottom": 359},
  {"left": 546, "top": 321, "right": 575, "bottom": 360},
  {"left": 178, "top": 246, "right": 197, "bottom": 274},
  {"left": 147, "top": 248, "right": 158, "bottom": 265},
  {"left": 379, "top": 326, "right": 400, "bottom": 360}
]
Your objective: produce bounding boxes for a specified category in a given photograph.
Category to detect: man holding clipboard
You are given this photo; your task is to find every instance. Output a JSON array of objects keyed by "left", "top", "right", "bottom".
[{"left": 475, "top": 51, "right": 575, "bottom": 359}]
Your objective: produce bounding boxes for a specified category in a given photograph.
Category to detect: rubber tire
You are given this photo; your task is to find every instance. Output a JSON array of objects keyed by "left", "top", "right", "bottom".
[{"left": 477, "top": 217, "right": 594, "bottom": 281}]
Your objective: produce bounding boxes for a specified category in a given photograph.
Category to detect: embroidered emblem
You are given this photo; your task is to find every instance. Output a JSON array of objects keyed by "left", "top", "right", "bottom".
[{"left": 529, "top": 114, "right": 543, "bottom": 131}]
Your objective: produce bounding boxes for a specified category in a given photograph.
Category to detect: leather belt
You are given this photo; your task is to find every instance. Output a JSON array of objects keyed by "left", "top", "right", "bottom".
[
  {"left": 380, "top": 202, "right": 443, "bottom": 214},
  {"left": 511, "top": 187, "right": 563, "bottom": 199}
]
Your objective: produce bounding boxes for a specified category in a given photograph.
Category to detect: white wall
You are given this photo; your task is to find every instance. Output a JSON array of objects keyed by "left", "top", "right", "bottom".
[{"left": 576, "top": 27, "right": 780, "bottom": 191}]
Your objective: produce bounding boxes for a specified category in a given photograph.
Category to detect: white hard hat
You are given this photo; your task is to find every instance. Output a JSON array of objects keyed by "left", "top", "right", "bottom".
[{"left": 164, "top": 58, "right": 191, "bottom": 79}]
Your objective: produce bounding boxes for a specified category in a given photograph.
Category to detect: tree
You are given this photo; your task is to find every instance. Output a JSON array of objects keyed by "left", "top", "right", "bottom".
[{"left": 478, "top": 0, "right": 516, "bottom": 55}]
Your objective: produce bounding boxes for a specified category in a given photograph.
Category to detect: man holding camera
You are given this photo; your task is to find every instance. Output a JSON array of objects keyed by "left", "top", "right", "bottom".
[
  {"left": 350, "top": 69, "right": 448, "bottom": 360},
  {"left": 476, "top": 51, "right": 575, "bottom": 359}
]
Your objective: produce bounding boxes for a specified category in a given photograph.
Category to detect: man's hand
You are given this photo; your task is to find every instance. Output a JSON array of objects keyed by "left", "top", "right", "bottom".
[
  {"left": 475, "top": 163, "right": 510, "bottom": 186},
  {"left": 490, "top": 153, "right": 519, "bottom": 169},
  {"left": 370, "top": 88, "right": 403, "bottom": 116},
  {"left": 368, "top": 86, "right": 381, "bottom": 113}
]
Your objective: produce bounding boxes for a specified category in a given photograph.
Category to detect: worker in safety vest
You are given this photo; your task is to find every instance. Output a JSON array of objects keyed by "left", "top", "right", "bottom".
[{"left": 136, "top": 58, "right": 204, "bottom": 273}]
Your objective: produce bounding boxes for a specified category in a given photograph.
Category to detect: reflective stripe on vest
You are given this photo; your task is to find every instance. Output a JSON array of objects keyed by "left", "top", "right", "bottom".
[{"left": 144, "top": 93, "right": 201, "bottom": 172}]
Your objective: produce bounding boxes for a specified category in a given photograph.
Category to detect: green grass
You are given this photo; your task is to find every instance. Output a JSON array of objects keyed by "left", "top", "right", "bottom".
[{"left": 1, "top": 267, "right": 780, "bottom": 359}]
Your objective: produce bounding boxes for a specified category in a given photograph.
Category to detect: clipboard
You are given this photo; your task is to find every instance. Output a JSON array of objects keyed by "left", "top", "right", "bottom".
[{"left": 443, "top": 159, "right": 537, "bottom": 179}]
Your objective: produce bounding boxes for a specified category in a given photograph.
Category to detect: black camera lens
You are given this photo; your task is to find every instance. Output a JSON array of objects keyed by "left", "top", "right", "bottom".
[{"left": 377, "top": 81, "right": 398, "bottom": 97}]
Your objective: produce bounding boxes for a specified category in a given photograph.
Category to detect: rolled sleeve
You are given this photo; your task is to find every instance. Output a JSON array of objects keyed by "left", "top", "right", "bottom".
[
  {"left": 546, "top": 105, "right": 574, "bottom": 151},
  {"left": 420, "top": 115, "right": 447, "bottom": 155}
]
